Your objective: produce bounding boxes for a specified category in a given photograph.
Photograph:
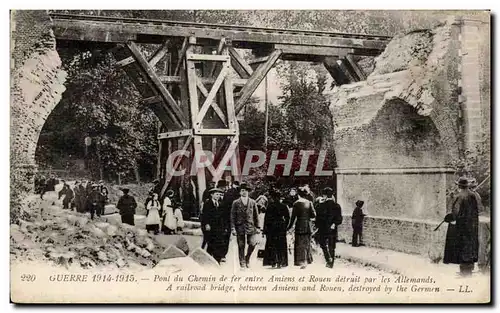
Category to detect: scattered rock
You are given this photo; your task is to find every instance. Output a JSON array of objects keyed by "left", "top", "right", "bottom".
[
  {"left": 95, "top": 222, "right": 110, "bottom": 231},
  {"left": 106, "top": 225, "right": 118, "bottom": 237},
  {"left": 102, "top": 213, "right": 121, "bottom": 226},
  {"left": 160, "top": 245, "right": 187, "bottom": 260},
  {"left": 104, "top": 204, "right": 118, "bottom": 215},
  {"left": 189, "top": 248, "right": 220, "bottom": 268}
]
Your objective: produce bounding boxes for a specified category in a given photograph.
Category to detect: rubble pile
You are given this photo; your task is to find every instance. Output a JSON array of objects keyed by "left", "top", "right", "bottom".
[{"left": 10, "top": 193, "right": 165, "bottom": 269}]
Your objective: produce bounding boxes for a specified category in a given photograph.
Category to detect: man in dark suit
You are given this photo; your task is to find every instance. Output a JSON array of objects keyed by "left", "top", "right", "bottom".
[
  {"left": 231, "top": 183, "right": 261, "bottom": 269},
  {"left": 315, "top": 187, "right": 343, "bottom": 268},
  {"left": 201, "top": 187, "right": 227, "bottom": 263}
]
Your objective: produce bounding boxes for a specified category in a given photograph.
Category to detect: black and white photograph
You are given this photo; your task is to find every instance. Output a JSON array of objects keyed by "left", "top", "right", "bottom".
[{"left": 9, "top": 9, "right": 491, "bottom": 303}]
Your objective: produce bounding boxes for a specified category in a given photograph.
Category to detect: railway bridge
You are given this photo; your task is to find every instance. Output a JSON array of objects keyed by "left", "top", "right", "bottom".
[{"left": 48, "top": 13, "right": 391, "bottom": 204}]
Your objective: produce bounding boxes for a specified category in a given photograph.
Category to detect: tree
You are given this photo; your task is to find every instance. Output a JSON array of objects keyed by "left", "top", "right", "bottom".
[{"left": 36, "top": 46, "right": 158, "bottom": 183}]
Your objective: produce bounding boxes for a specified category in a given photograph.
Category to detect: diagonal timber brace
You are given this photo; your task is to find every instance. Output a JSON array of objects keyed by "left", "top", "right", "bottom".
[
  {"left": 127, "top": 41, "right": 188, "bottom": 128},
  {"left": 235, "top": 49, "right": 282, "bottom": 114}
]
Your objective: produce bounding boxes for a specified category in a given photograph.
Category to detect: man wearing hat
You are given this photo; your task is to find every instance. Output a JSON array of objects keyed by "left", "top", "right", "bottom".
[
  {"left": 201, "top": 187, "right": 227, "bottom": 263},
  {"left": 351, "top": 200, "right": 366, "bottom": 247},
  {"left": 469, "top": 178, "right": 483, "bottom": 214},
  {"left": 87, "top": 184, "right": 105, "bottom": 219},
  {"left": 443, "top": 177, "right": 479, "bottom": 277},
  {"left": 231, "top": 182, "right": 261, "bottom": 269},
  {"left": 315, "top": 187, "right": 343, "bottom": 268},
  {"left": 116, "top": 188, "right": 137, "bottom": 226},
  {"left": 220, "top": 180, "right": 241, "bottom": 261}
]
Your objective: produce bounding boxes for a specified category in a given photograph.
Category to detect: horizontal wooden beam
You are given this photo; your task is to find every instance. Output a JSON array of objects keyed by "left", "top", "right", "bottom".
[
  {"left": 274, "top": 43, "right": 354, "bottom": 57},
  {"left": 158, "top": 129, "right": 193, "bottom": 139},
  {"left": 194, "top": 128, "right": 239, "bottom": 136},
  {"left": 51, "top": 17, "right": 389, "bottom": 53},
  {"left": 159, "top": 75, "right": 247, "bottom": 86},
  {"left": 248, "top": 56, "right": 269, "bottom": 65},
  {"left": 186, "top": 53, "right": 230, "bottom": 62}
]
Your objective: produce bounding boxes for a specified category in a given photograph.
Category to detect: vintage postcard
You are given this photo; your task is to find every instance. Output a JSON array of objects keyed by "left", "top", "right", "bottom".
[{"left": 10, "top": 9, "right": 491, "bottom": 303}]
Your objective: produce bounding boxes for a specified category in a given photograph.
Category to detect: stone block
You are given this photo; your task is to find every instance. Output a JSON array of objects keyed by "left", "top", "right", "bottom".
[
  {"left": 159, "top": 245, "right": 187, "bottom": 260},
  {"left": 154, "top": 235, "right": 189, "bottom": 255},
  {"left": 189, "top": 247, "right": 220, "bottom": 268},
  {"left": 102, "top": 213, "right": 122, "bottom": 226},
  {"left": 134, "top": 215, "right": 146, "bottom": 229},
  {"left": 104, "top": 204, "right": 118, "bottom": 215}
]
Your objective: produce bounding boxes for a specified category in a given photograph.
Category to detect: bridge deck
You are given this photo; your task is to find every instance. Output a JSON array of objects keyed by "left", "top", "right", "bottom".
[{"left": 50, "top": 13, "right": 390, "bottom": 57}]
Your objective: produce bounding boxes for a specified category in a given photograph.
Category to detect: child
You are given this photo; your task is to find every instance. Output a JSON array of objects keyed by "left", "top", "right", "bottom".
[
  {"left": 174, "top": 206, "right": 184, "bottom": 233},
  {"left": 145, "top": 193, "right": 161, "bottom": 235},
  {"left": 351, "top": 200, "right": 366, "bottom": 247}
]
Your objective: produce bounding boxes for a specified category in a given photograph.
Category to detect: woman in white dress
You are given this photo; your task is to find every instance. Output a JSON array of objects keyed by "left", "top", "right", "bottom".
[
  {"left": 145, "top": 193, "right": 161, "bottom": 235},
  {"left": 162, "top": 190, "right": 177, "bottom": 235}
]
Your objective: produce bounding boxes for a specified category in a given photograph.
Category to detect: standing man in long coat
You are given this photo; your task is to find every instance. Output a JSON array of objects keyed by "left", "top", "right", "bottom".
[
  {"left": 443, "top": 177, "right": 479, "bottom": 276},
  {"left": 315, "top": 187, "right": 343, "bottom": 268},
  {"left": 116, "top": 188, "right": 137, "bottom": 226},
  {"left": 201, "top": 188, "right": 227, "bottom": 263},
  {"left": 220, "top": 180, "right": 240, "bottom": 262},
  {"left": 231, "top": 183, "right": 261, "bottom": 269}
]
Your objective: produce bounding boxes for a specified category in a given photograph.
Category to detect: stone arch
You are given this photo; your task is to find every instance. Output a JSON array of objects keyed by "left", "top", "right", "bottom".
[{"left": 11, "top": 10, "right": 67, "bottom": 194}]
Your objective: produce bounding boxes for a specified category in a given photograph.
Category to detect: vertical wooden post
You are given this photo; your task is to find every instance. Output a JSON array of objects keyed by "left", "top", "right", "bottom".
[{"left": 186, "top": 36, "right": 207, "bottom": 211}]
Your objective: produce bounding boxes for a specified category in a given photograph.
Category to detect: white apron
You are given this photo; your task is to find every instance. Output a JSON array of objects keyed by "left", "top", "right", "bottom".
[
  {"left": 145, "top": 200, "right": 161, "bottom": 226},
  {"left": 162, "top": 198, "right": 176, "bottom": 230}
]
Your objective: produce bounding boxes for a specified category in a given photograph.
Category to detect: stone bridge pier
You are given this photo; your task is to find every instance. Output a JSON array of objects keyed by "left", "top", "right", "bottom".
[{"left": 328, "top": 16, "right": 490, "bottom": 259}]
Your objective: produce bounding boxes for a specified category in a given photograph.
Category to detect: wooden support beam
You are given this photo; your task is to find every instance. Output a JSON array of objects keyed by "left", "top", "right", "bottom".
[
  {"left": 235, "top": 49, "right": 282, "bottom": 114},
  {"left": 160, "top": 135, "right": 193, "bottom": 198},
  {"left": 248, "top": 56, "right": 269, "bottom": 65},
  {"left": 337, "top": 58, "right": 357, "bottom": 83},
  {"left": 141, "top": 95, "right": 162, "bottom": 105},
  {"left": 127, "top": 41, "right": 187, "bottom": 128},
  {"left": 192, "top": 135, "right": 207, "bottom": 210},
  {"left": 228, "top": 47, "right": 254, "bottom": 79},
  {"left": 159, "top": 75, "right": 247, "bottom": 86},
  {"left": 115, "top": 56, "right": 134, "bottom": 67},
  {"left": 274, "top": 43, "right": 353, "bottom": 57},
  {"left": 211, "top": 135, "right": 239, "bottom": 183},
  {"left": 148, "top": 40, "right": 170, "bottom": 67},
  {"left": 195, "top": 66, "right": 229, "bottom": 126},
  {"left": 193, "top": 129, "right": 238, "bottom": 136},
  {"left": 345, "top": 54, "right": 367, "bottom": 81},
  {"left": 195, "top": 79, "right": 227, "bottom": 126},
  {"left": 209, "top": 38, "right": 226, "bottom": 77},
  {"left": 158, "top": 129, "right": 193, "bottom": 139},
  {"left": 173, "top": 37, "right": 189, "bottom": 76},
  {"left": 187, "top": 53, "right": 230, "bottom": 62}
]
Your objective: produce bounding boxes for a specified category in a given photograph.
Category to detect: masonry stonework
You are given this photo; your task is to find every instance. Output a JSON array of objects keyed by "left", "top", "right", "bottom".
[
  {"left": 329, "top": 16, "right": 490, "bottom": 259},
  {"left": 11, "top": 10, "right": 67, "bottom": 198}
]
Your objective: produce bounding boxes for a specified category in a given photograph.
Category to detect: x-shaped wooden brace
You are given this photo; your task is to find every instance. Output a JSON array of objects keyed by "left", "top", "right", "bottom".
[{"left": 227, "top": 47, "right": 283, "bottom": 115}]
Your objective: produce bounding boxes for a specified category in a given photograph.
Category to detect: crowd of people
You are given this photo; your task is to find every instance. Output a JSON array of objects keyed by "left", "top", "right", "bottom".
[
  {"left": 34, "top": 172, "right": 483, "bottom": 275},
  {"left": 199, "top": 178, "right": 366, "bottom": 270}
]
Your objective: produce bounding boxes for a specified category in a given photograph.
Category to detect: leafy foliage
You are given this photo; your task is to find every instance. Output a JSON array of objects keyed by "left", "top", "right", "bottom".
[{"left": 36, "top": 48, "right": 158, "bottom": 182}]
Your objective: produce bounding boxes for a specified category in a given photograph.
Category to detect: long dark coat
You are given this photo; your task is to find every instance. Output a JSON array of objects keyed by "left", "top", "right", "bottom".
[
  {"left": 116, "top": 194, "right": 137, "bottom": 216},
  {"left": 288, "top": 199, "right": 316, "bottom": 265},
  {"left": 201, "top": 199, "right": 229, "bottom": 261},
  {"left": 316, "top": 199, "right": 343, "bottom": 235},
  {"left": 263, "top": 199, "right": 290, "bottom": 267},
  {"left": 443, "top": 190, "right": 479, "bottom": 264}
]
